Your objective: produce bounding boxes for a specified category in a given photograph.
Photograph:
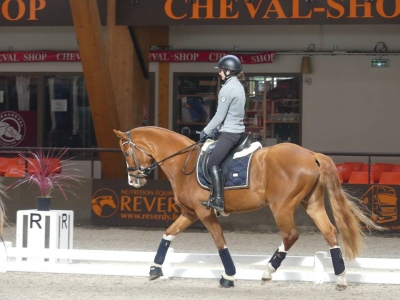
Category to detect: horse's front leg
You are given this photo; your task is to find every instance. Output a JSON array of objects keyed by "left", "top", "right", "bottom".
[
  {"left": 196, "top": 208, "right": 236, "bottom": 288},
  {"left": 149, "top": 211, "right": 198, "bottom": 280}
]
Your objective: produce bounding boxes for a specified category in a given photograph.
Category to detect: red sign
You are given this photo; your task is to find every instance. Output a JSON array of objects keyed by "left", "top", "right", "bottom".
[
  {"left": 0, "top": 51, "right": 81, "bottom": 63},
  {"left": 0, "top": 50, "right": 275, "bottom": 64},
  {"left": 149, "top": 50, "right": 275, "bottom": 64},
  {"left": 0, "top": 111, "right": 37, "bottom": 148}
]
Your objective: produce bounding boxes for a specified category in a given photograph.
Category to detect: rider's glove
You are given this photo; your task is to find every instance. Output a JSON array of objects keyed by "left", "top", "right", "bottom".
[
  {"left": 210, "top": 128, "right": 220, "bottom": 140},
  {"left": 199, "top": 130, "right": 208, "bottom": 142}
]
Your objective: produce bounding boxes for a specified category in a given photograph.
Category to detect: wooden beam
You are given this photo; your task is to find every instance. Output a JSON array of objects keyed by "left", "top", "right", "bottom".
[
  {"left": 149, "top": 26, "right": 169, "bottom": 129},
  {"left": 106, "top": 0, "right": 134, "bottom": 132},
  {"left": 69, "top": 0, "right": 125, "bottom": 178},
  {"left": 131, "top": 26, "right": 150, "bottom": 128}
]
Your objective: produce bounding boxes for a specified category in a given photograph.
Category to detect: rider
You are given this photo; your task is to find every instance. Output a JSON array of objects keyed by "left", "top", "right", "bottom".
[{"left": 199, "top": 54, "right": 246, "bottom": 212}]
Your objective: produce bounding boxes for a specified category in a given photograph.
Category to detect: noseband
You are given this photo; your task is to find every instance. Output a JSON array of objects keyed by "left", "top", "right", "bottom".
[{"left": 122, "top": 131, "right": 158, "bottom": 179}]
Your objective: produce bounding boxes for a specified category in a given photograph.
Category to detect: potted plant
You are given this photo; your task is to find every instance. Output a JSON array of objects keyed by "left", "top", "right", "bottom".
[{"left": 6, "top": 148, "right": 83, "bottom": 211}]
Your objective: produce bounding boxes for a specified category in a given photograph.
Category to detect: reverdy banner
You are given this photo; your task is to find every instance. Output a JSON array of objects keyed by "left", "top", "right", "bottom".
[
  {"left": 90, "top": 179, "right": 208, "bottom": 228},
  {"left": 343, "top": 184, "right": 400, "bottom": 233},
  {"left": 116, "top": 0, "right": 400, "bottom": 26},
  {"left": 91, "top": 180, "right": 400, "bottom": 232}
]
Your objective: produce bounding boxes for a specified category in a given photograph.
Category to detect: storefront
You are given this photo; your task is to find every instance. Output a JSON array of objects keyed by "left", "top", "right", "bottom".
[{"left": 1, "top": 1, "right": 400, "bottom": 155}]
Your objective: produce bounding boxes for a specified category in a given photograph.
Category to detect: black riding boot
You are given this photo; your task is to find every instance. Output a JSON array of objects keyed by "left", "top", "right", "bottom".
[{"left": 201, "top": 166, "right": 224, "bottom": 212}]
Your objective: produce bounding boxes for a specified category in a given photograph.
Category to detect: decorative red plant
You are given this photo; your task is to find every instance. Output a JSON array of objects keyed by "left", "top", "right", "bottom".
[{"left": 6, "top": 148, "right": 83, "bottom": 200}]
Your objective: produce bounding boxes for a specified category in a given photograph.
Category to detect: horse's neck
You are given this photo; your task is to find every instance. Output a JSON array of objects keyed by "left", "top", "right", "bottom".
[{"left": 149, "top": 132, "right": 194, "bottom": 177}]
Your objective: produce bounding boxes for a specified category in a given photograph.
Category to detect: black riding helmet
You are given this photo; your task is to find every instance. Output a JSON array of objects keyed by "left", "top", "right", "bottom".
[{"left": 215, "top": 55, "right": 242, "bottom": 79}]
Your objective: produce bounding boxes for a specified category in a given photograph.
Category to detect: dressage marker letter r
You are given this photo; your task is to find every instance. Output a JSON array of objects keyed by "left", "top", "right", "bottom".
[
  {"left": 30, "top": 213, "right": 42, "bottom": 229},
  {"left": 62, "top": 213, "right": 68, "bottom": 229}
]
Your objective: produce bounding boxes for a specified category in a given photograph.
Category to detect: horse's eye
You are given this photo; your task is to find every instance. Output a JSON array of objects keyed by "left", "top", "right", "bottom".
[{"left": 125, "top": 152, "right": 130, "bottom": 157}]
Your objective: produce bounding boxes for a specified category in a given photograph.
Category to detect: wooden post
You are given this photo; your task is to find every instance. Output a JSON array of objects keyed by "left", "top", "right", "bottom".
[{"left": 69, "top": 0, "right": 125, "bottom": 178}]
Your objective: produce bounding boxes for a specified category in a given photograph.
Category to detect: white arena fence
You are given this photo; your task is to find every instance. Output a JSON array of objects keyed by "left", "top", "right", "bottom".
[{"left": 1, "top": 241, "right": 400, "bottom": 285}]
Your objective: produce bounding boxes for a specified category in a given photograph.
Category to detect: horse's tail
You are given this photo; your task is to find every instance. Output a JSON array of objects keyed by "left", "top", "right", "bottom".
[{"left": 314, "top": 153, "right": 383, "bottom": 260}]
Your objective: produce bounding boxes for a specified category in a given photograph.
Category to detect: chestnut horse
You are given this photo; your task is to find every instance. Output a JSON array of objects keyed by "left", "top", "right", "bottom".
[{"left": 114, "top": 127, "right": 381, "bottom": 289}]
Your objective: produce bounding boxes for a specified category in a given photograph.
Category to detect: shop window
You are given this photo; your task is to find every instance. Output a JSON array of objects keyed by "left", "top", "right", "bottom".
[
  {"left": 173, "top": 73, "right": 301, "bottom": 146},
  {"left": 173, "top": 73, "right": 219, "bottom": 140},
  {"left": 44, "top": 76, "right": 96, "bottom": 149},
  {"left": 0, "top": 75, "right": 38, "bottom": 111},
  {"left": 0, "top": 75, "right": 38, "bottom": 147}
]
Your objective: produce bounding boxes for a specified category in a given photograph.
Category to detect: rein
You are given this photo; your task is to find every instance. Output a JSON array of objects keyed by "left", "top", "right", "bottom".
[{"left": 123, "top": 130, "right": 203, "bottom": 178}]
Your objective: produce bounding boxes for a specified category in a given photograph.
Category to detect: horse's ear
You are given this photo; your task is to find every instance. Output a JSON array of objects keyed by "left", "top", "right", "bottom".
[{"left": 113, "top": 129, "right": 126, "bottom": 139}]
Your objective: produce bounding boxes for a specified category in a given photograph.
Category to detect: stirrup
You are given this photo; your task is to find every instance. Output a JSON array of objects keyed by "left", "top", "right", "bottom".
[{"left": 201, "top": 199, "right": 224, "bottom": 213}]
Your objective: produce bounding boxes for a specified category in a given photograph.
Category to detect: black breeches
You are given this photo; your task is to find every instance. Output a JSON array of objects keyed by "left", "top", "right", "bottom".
[{"left": 207, "top": 132, "right": 243, "bottom": 171}]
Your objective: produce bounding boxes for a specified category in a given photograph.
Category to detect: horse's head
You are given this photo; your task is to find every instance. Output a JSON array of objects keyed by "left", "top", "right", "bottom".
[{"left": 114, "top": 129, "right": 155, "bottom": 188}]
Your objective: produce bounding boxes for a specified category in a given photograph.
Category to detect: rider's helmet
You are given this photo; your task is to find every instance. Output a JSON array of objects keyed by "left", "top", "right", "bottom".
[{"left": 215, "top": 55, "right": 242, "bottom": 74}]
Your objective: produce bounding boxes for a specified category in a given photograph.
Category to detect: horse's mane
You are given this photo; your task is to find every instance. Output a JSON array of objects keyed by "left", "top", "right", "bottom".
[{"left": 133, "top": 126, "right": 196, "bottom": 146}]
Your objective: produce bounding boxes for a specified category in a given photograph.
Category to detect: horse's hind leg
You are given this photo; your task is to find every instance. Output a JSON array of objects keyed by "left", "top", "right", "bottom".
[
  {"left": 301, "top": 184, "right": 347, "bottom": 290},
  {"left": 149, "top": 211, "right": 198, "bottom": 280},
  {"left": 262, "top": 204, "right": 300, "bottom": 283}
]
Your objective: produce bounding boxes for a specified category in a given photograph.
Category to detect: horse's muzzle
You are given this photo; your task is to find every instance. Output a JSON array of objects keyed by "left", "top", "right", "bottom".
[{"left": 128, "top": 176, "right": 147, "bottom": 188}]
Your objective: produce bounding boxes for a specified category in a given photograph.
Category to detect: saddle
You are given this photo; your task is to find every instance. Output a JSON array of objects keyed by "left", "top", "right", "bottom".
[{"left": 197, "top": 133, "right": 260, "bottom": 188}]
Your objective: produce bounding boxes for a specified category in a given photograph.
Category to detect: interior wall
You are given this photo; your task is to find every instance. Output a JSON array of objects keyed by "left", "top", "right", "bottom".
[
  {"left": 167, "top": 25, "right": 400, "bottom": 153},
  {"left": 2, "top": 25, "right": 400, "bottom": 154}
]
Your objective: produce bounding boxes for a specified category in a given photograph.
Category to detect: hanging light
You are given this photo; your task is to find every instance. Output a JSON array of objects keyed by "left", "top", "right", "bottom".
[{"left": 300, "top": 56, "right": 312, "bottom": 74}]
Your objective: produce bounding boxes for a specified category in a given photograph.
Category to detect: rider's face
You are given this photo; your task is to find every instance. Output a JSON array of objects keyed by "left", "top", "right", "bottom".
[{"left": 219, "top": 69, "right": 230, "bottom": 80}]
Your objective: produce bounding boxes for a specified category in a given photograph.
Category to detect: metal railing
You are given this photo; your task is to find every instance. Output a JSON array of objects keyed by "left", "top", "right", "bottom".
[{"left": 1, "top": 147, "right": 399, "bottom": 179}]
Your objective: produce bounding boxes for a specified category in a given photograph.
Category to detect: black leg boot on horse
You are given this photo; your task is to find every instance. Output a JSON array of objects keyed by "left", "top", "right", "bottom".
[{"left": 201, "top": 165, "right": 224, "bottom": 213}]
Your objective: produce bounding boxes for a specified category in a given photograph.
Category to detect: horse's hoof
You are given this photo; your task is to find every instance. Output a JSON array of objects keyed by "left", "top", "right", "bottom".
[
  {"left": 335, "top": 284, "right": 347, "bottom": 291},
  {"left": 219, "top": 276, "right": 234, "bottom": 288},
  {"left": 261, "top": 277, "right": 272, "bottom": 285},
  {"left": 149, "top": 266, "right": 163, "bottom": 281}
]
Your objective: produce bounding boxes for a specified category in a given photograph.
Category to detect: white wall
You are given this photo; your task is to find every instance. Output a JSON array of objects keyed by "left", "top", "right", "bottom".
[{"left": 167, "top": 25, "right": 400, "bottom": 153}]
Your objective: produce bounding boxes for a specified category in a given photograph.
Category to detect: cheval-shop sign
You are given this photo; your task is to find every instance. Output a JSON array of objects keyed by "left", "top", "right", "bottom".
[
  {"left": 1, "top": 0, "right": 400, "bottom": 26},
  {"left": 0, "top": 50, "right": 276, "bottom": 64},
  {"left": 116, "top": 0, "right": 400, "bottom": 26}
]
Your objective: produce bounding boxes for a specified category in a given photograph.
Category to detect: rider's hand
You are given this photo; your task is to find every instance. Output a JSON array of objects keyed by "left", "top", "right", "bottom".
[
  {"left": 210, "top": 128, "right": 220, "bottom": 140},
  {"left": 199, "top": 130, "right": 208, "bottom": 142}
]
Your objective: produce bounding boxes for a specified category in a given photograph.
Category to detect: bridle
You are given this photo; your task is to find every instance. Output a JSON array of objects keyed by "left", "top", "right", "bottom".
[{"left": 122, "top": 130, "right": 203, "bottom": 179}]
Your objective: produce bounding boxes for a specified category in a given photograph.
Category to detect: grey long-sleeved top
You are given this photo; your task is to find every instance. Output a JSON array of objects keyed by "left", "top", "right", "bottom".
[{"left": 203, "top": 76, "right": 245, "bottom": 135}]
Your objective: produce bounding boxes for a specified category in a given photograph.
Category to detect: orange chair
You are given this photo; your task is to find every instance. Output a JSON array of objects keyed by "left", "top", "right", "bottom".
[
  {"left": 344, "top": 162, "right": 364, "bottom": 172},
  {"left": 379, "top": 172, "right": 400, "bottom": 185},
  {"left": 4, "top": 164, "right": 25, "bottom": 177},
  {"left": 0, "top": 157, "right": 18, "bottom": 176},
  {"left": 27, "top": 158, "right": 40, "bottom": 174},
  {"left": 336, "top": 164, "right": 353, "bottom": 182},
  {"left": 375, "top": 163, "right": 394, "bottom": 172},
  {"left": 27, "top": 158, "right": 61, "bottom": 174},
  {"left": 49, "top": 158, "right": 62, "bottom": 174},
  {"left": 361, "top": 164, "right": 385, "bottom": 183},
  {"left": 391, "top": 165, "right": 400, "bottom": 173},
  {"left": 348, "top": 172, "right": 374, "bottom": 184}
]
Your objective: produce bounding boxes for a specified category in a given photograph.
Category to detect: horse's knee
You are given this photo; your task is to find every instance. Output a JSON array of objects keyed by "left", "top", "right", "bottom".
[{"left": 282, "top": 229, "right": 299, "bottom": 248}]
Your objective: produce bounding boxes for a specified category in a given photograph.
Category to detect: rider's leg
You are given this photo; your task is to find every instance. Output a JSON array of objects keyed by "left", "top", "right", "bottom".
[{"left": 201, "top": 132, "right": 242, "bottom": 212}]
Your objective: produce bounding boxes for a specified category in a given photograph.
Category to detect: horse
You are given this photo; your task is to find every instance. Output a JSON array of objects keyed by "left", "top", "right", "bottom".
[{"left": 113, "top": 126, "right": 382, "bottom": 290}]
